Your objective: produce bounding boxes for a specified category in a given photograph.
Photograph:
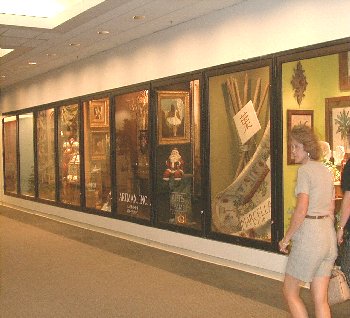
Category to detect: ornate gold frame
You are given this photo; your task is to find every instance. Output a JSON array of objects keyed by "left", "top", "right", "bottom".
[
  {"left": 157, "top": 90, "right": 190, "bottom": 145},
  {"left": 89, "top": 99, "right": 109, "bottom": 128}
]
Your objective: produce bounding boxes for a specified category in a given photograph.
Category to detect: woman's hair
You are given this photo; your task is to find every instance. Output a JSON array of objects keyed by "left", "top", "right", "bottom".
[{"left": 290, "top": 124, "right": 322, "bottom": 160}]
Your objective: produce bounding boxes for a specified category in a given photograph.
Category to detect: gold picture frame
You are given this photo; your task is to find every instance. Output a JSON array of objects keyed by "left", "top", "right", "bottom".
[
  {"left": 91, "top": 131, "right": 107, "bottom": 160},
  {"left": 339, "top": 52, "right": 350, "bottom": 91},
  {"left": 89, "top": 99, "right": 109, "bottom": 128},
  {"left": 287, "top": 109, "right": 313, "bottom": 165},
  {"left": 157, "top": 90, "right": 190, "bottom": 145}
]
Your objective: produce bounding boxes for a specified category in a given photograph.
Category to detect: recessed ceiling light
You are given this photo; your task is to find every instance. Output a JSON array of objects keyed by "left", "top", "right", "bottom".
[
  {"left": 69, "top": 43, "right": 80, "bottom": 47},
  {"left": 97, "top": 30, "right": 110, "bottom": 35},
  {"left": 0, "top": 48, "right": 14, "bottom": 58},
  {"left": 133, "top": 15, "right": 145, "bottom": 20},
  {"left": 1, "top": 75, "right": 6, "bottom": 78},
  {"left": 28, "top": 62, "right": 37, "bottom": 65}
]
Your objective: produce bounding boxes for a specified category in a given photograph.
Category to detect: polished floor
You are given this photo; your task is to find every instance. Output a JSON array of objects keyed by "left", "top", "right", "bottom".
[{"left": 1, "top": 206, "right": 349, "bottom": 317}]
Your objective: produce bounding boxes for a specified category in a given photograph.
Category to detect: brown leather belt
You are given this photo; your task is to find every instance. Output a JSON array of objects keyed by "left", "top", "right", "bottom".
[{"left": 305, "top": 215, "right": 329, "bottom": 219}]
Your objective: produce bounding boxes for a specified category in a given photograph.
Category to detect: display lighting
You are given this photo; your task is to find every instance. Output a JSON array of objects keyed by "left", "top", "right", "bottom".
[
  {"left": 0, "top": 1, "right": 105, "bottom": 29},
  {"left": 0, "top": 0, "right": 68, "bottom": 18},
  {"left": 0, "top": 48, "right": 14, "bottom": 58}
]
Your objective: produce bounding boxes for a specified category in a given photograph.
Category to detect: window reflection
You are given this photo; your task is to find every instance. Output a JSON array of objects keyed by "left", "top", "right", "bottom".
[
  {"left": 3, "top": 116, "right": 17, "bottom": 193},
  {"left": 83, "top": 98, "right": 111, "bottom": 212},
  {"left": 115, "top": 90, "right": 151, "bottom": 220},
  {"left": 58, "top": 104, "right": 80, "bottom": 205},
  {"left": 37, "top": 108, "right": 55, "bottom": 201},
  {"left": 19, "top": 113, "right": 35, "bottom": 197}
]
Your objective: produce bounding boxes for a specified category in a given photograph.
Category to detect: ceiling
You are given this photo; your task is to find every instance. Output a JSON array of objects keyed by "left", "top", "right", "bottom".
[{"left": 0, "top": 0, "right": 246, "bottom": 90}]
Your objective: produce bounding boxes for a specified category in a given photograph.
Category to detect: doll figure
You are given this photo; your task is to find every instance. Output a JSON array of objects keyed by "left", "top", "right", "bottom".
[{"left": 163, "top": 148, "right": 184, "bottom": 181}]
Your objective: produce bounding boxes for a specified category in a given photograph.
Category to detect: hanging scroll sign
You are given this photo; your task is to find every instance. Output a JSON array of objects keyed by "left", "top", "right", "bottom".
[{"left": 233, "top": 100, "right": 261, "bottom": 145}]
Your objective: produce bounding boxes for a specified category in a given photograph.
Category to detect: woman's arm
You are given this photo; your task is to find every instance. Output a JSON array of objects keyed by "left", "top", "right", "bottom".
[
  {"left": 279, "top": 193, "right": 308, "bottom": 253},
  {"left": 337, "top": 190, "right": 350, "bottom": 245}
]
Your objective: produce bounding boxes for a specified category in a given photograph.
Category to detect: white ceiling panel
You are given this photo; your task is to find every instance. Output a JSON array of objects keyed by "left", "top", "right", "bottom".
[{"left": 0, "top": 0, "right": 247, "bottom": 88}]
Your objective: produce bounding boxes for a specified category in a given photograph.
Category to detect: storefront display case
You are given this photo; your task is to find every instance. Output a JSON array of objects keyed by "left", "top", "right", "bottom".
[
  {"left": 18, "top": 113, "right": 35, "bottom": 197},
  {"left": 2, "top": 40, "right": 350, "bottom": 254},
  {"left": 83, "top": 97, "right": 111, "bottom": 212},
  {"left": 208, "top": 62, "right": 273, "bottom": 244},
  {"left": 36, "top": 108, "right": 55, "bottom": 201},
  {"left": 114, "top": 89, "right": 151, "bottom": 221},
  {"left": 153, "top": 77, "right": 203, "bottom": 231},
  {"left": 3, "top": 116, "right": 17, "bottom": 194},
  {"left": 58, "top": 103, "right": 81, "bottom": 206}
]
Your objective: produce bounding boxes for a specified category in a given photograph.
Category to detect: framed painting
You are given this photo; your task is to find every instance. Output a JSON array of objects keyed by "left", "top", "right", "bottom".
[
  {"left": 157, "top": 91, "right": 190, "bottom": 145},
  {"left": 89, "top": 99, "right": 109, "bottom": 128},
  {"left": 325, "top": 96, "right": 350, "bottom": 162},
  {"left": 287, "top": 109, "right": 313, "bottom": 165},
  {"left": 339, "top": 52, "right": 350, "bottom": 91},
  {"left": 91, "top": 131, "right": 107, "bottom": 160}
]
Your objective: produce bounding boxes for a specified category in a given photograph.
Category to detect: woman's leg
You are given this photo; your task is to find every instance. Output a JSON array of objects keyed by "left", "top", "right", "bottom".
[
  {"left": 310, "top": 276, "right": 331, "bottom": 318},
  {"left": 283, "top": 274, "right": 309, "bottom": 318}
]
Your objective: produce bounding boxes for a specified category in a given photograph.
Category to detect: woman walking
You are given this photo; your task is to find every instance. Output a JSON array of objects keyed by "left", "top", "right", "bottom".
[{"left": 279, "top": 124, "right": 337, "bottom": 318}]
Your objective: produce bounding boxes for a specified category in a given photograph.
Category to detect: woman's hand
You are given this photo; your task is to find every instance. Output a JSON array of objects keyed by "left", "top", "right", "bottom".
[
  {"left": 337, "top": 228, "right": 344, "bottom": 245},
  {"left": 279, "top": 239, "right": 290, "bottom": 254}
]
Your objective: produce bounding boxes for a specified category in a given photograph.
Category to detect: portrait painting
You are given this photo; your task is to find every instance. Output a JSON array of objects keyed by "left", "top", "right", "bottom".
[{"left": 157, "top": 91, "right": 190, "bottom": 145}]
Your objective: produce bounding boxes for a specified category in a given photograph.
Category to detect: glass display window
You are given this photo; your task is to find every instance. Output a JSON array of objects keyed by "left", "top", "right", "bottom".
[
  {"left": 58, "top": 103, "right": 81, "bottom": 205},
  {"left": 18, "top": 113, "right": 35, "bottom": 197},
  {"left": 83, "top": 97, "right": 111, "bottom": 212},
  {"left": 209, "top": 65, "right": 272, "bottom": 242},
  {"left": 154, "top": 79, "right": 202, "bottom": 230},
  {"left": 115, "top": 90, "right": 151, "bottom": 220},
  {"left": 3, "top": 116, "right": 17, "bottom": 194},
  {"left": 37, "top": 108, "right": 55, "bottom": 201},
  {"left": 282, "top": 51, "right": 350, "bottom": 233}
]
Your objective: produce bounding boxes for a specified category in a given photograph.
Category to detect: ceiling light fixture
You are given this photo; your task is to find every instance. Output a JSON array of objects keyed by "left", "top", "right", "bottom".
[
  {"left": 0, "top": 0, "right": 65, "bottom": 18},
  {"left": 0, "top": 0, "right": 105, "bottom": 29},
  {"left": 69, "top": 43, "right": 81, "bottom": 47},
  {"left": 28, "top": 62, "right": 37, "bottom": 65},
  {"left": 0, "top": 48, "right": 14, "bottom": 58},
  {"left": 97, "top": 30, "right": 110, "bottom": 35},
  {"left": 133, "top": 15, "right": 145, "bottom": 20}
]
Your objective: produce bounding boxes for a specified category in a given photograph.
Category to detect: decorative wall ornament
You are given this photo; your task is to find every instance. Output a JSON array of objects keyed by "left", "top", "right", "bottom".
[{"left": 291, "top": 61, "right": 308, "bottom": 106}]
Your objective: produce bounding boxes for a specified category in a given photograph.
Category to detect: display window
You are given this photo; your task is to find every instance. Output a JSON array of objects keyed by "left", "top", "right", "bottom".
[
  {"left": 282, "top": 51, "right": 350, "bottom": 232},
  {"left": 114, "top": 90, "right": 151, "bottom": 220},
  {"left": 2, "top": 38, "right": 350, "bottom": 253},
  {"left": 58, "top": 103, "right": 81, "bottom": 205},
  {"left": 3, "top": 116, "right": 17, "bottom": 194},
  {"left": 154, "top": 79, "right": 202, "bottom": 230},
  {"left": 18, "top": 113, "right": 35, "bottom": 197},
  {"left": 83, "top": 98, "right": 111, "bottom": 212},
  {"left": 37, "top": 108, "right": 55, "bottom": 201},
  {"left": 209, "top": 65, "right": 272, "bottom": 242}
]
